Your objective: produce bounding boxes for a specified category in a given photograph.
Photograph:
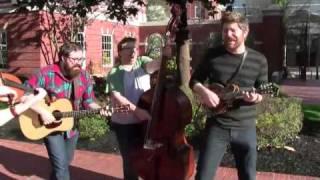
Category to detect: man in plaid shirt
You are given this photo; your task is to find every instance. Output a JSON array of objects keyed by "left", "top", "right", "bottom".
[{"left": 27, "top": 42, "right": 108, "bottom": 180}]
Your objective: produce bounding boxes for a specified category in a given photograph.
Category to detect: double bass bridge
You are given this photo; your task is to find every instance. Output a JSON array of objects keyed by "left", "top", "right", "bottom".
[{"left": 143, "top": 139, "right": 163, "bottom": 150}]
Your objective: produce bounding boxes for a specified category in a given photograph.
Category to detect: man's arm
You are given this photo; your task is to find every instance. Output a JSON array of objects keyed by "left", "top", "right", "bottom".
[
  {"left": 0, "top": 88, "right": 47, "bottom": 126},
  {"left": 110, "top": 91, "right": 151, "bottom": 121},
  {"left": 144, "top": 59, "right": 161, "bottom": 74},
  {"left": 192, "top": 83, "right": 220, "bottom": 108},
  {"left": 144, "top": 45, "right": 171, "bottom": 74},
  {"left": 189, "top": 49, "right": 220, "bottom": 108},
  {"left": 243, "top": 54, "right": 268, "bottom": 104}
]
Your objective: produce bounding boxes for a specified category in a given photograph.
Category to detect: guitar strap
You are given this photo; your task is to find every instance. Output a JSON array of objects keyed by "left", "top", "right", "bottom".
[
  {"left": 71, "top": 76, "right": 81, "bottom": 111},
  {"left": 226, "top": 50, "right": 248, "bottom": 85},
  {"left": 70, "top": 76, "right": 81, "bottom": 130}
]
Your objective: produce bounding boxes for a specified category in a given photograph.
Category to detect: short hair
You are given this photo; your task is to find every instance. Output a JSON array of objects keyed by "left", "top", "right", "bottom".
[
  {"left": 117, "top": 37, "right": 137, "bottom": 53},
  {"left": 221, "top": 11, "right": 249, "bottom": 32},
  {"left": 59, "top": 42, "right": 82, "bottom": 59}
]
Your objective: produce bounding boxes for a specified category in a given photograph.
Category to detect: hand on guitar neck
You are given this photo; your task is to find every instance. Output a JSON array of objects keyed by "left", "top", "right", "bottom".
[
  {"left": 241, "top": 89, "right": 263, "bottom": 103},
  {"left": 195, "top": 82, "right": 278, "bottom": 115}
]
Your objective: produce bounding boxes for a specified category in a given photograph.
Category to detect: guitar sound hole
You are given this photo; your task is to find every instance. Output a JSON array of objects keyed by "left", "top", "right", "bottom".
[{"left": 52, "top": 110, "right": 63, "bottom": 121}]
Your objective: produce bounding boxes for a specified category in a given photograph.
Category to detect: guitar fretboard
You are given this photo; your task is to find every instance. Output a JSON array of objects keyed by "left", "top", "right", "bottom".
[
  {"left": 52, "top": 104, "right": 129, "bottom": 119},
  {"left": 59, "top": 108, "right": 102, "bottom": 119}
]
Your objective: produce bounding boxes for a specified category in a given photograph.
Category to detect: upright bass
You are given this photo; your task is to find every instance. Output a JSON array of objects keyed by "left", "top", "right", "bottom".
[{"left": 130, "top": 3, "right": 195, "bottom": 179}]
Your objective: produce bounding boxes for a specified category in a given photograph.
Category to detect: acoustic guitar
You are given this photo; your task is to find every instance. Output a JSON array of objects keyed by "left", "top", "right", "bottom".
[
  {"left": 19, "top": 98, "right": 129, "bottom": 140},
  {"left": 206, "top": 82, "right": 279, "bottom": 115}
]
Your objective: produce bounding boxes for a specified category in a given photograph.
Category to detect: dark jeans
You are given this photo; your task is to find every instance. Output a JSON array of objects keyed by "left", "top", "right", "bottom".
[
  {"left": 195, "top": 121, "right": 257, "bottom": 180},
  {"left": 44, "top": 131, "right": 79, "bottom": 180},
  {"left": 111, "top": 122, "right": 145, "bottom": 180}
]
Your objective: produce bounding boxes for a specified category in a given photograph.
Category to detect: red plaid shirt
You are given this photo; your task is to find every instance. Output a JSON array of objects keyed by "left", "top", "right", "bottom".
[{"left": 27, "top": 64, "right": 95, "bottom": 110}]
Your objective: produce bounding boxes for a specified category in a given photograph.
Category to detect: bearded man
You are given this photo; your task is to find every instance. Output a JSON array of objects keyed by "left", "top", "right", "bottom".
[
  {"left": 190, "top": 11, "right": 268, "bottom": 180},
  {"left": 27, "top": 42, "right": 108, "bottom": 180}
]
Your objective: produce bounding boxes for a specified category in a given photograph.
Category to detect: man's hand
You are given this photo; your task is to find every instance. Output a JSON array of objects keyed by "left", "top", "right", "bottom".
[
  {"left": 99, "top": 107, "right": 113, "bottom": 117},
  {"left": 39, "top": 110, "right": 56, "bottom": 125},
  {"left": 20, "top": 88, "right": 47, "bottom": 106},
  {"left": 0, "top": 86, "right": 17, "bottom": 102},
  {"left": 242, "top": 91, "right": 263, "bottom": 103},
  {"left": 193, "top": 83, "right": 220, "bottom": 108},
  {"left": 134, "top": 107, "right": 151, "bottom": 121},
  {"left": 30, "top": 95, "right": 56, "bottom": 125}
]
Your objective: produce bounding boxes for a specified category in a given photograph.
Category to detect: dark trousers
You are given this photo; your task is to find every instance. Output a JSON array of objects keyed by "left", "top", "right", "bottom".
[
  {"left": 195, "top": 122, "right": 257, "bottom": 180},
  {"left": 44, "top": 131, "right": 79, "bottom": 180},
  {"left": 111, "top": 122, "right": 145, "bottom": 180}
]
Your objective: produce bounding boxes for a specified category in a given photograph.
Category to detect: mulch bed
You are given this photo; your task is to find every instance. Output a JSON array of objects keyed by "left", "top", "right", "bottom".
[{"left": 221, "top": 134, "right": 320, "bottom": 177}]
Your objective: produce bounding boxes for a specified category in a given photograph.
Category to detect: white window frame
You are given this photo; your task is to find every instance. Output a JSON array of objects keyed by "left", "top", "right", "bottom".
[
  {"left": 102, "top": 34, "right": 113, "bottom": 67},
  {"left": 194, "top": 1, "right": 203, "bottom": 19},
  {"left": 75, "top": 32, "right": 85, "bottom": 50},
  {"left": 75, "top": 32, "right": 86, "bottom": 68},
  {"left": 0, "top": 30, "right": 8, "bottom": 68}
]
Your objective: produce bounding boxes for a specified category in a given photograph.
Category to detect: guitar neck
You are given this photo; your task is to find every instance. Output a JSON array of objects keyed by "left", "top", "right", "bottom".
[
  {"left": 233, "top": 88, "right": 269, "bottom": 100},
  {"left": 3, "top": 79, "right": 34, "bottom": 94},
  {"left": 60, "top": 108, "right": 102, "bottom": 119}
]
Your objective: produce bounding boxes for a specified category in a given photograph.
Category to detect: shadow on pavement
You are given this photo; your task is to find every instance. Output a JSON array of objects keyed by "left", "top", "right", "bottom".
[{"left": 0, "top": 145, "right": 121, "bottom": 180}]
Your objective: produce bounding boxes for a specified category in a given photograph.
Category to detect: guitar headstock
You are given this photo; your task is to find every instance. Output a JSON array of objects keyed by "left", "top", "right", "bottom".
[{"left": 257, "top": 82, "right": 280, "bottom": 97}]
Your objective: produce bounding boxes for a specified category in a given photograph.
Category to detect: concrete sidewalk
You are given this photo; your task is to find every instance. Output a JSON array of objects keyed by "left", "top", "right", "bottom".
[
  {"left": 281, "top": 79, "right": 320, "bottom": 104},
  {"left": 0, "top": 139, "right": 318, "bottom": 180}
]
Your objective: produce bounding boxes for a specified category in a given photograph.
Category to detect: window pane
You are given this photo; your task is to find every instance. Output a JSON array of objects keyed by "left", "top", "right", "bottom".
[{"left": 102, "top": 35, "right": 113, "bottom": 66}]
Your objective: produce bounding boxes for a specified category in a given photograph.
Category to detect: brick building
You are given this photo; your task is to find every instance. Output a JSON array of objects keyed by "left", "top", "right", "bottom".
[{"left": 0, "top": 0, "right": 284, "bottom": 79}]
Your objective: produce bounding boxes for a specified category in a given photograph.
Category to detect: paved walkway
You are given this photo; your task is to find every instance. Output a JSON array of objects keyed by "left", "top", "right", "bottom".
[
  {"left": 281, "top": 79, "right": 320, "bottom": 104},
  {"left": 0, "top": 139, "right": 318, "bottom": 180}
]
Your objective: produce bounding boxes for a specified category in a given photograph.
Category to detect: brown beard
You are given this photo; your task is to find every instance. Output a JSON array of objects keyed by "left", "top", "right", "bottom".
[
  {"left": 68, "top": 67, "right": 81, "bottom": 78},
  {"left": 62, "top": 63, "right": 81, "bottom": 79}
]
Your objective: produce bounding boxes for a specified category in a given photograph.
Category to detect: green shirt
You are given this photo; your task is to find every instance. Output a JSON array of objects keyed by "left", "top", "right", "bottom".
[
  {"left": 105, "top": 56, "right": 153, "bottom": 124},
  {"left": 105, "top": 56, "right": 152, "bottom": 95}
]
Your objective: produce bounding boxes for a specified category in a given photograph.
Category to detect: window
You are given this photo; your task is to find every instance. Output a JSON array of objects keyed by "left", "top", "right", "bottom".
[
  {"left": 0, "top": 30, "right": 8, "bottom": 68},
  {"left": 194, "top": 1, "right": 203, "bottom": 19},
  {"left": 208, "top": 32, "right": 222, "bottom": 48},
  {"left": 102, "top": 34, "right": 113, "bottom": 66},
  {"left": 75, "top": 32, "right": 85, "bottom": 50}
]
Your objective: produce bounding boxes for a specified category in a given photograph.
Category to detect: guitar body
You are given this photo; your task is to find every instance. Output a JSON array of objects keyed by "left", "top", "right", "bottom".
[
  {"left": 208, "top": 83, "right": 240, "bottom": 115},
  {"left": 19, "top": 99, "right": 74, "bottom": 140},
  {"left": 207, "top": 83, "right": 278, "bottom": 115}
]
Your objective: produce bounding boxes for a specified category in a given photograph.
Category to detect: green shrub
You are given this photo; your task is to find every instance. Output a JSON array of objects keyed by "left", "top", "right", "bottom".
[
  {"left": 185, "top": 102, "right": 206, "bottom": 138},
  {"left": 256, "top": 96, "right": 303, "bottom": 149},
  {"left": 78, "top": 114, "right": 110, "bottom": 140},
  {"left": 186, "top": 94, "right": 303, "bottom": 150},
  {"left": 0, "top": 102, "right": 8, "bottom": 109},
  {"left": 76, "top": 76, "right": 111, "bottom": 141},
  {"left": 184, "top": 89, "right": 207, "bottom": 144},
  {"left": 92, "top": 76, "right": 108, "bottom": 102}
]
